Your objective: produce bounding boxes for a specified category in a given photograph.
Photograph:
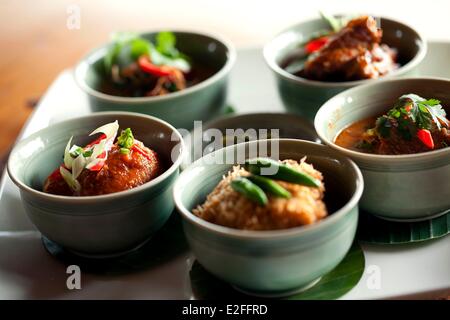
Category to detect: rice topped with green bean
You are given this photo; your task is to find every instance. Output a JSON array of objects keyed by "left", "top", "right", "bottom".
[{"left": 193, "top": 158, "right": 327, "bottom": 230}]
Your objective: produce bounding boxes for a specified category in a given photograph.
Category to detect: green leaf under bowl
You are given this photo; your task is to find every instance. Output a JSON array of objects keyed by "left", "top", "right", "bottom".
[
  {"left": 357, "top": 210, "right": 450, "bottom": 245},
  {"left": 189, "top": 242, "right": 364, "bottom": 300}
]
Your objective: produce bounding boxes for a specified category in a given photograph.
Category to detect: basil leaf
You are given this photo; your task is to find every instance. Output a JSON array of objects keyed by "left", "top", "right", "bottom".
[
  {"left": 130, "top": 38, "right": 151, "bottom": 60},
  {"left": 104, "top": 42, "right": 123, "bottom": 73},
  {"left": 149, "top": 45, "right": 190, "bottom": 71},
  {"left": 104, "top": 32, "right": 140, "bottom": 72},
  {"left": 156, "top": 31, "right": 178, "bottom": 57}
]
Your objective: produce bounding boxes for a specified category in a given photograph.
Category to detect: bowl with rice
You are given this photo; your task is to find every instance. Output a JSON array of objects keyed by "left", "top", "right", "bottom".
[{"left": 173, "top": 139, "right": 363, "bottom": 297}]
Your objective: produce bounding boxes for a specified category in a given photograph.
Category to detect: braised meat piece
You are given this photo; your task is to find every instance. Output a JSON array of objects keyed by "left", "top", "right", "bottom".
[
  {"left": 43, "top": 123, "right": 162, "bottom": 196},
  {"left": 44, "top": 142, "right": 161, "bottom": 196},
  {"left": 302, "top": 16, "right": 398, "bottom": 81}
]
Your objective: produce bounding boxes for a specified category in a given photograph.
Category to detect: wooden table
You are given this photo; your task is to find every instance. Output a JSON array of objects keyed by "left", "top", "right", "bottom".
[{"left": 1, "top": 0, "right": 448, "bottom": 162}]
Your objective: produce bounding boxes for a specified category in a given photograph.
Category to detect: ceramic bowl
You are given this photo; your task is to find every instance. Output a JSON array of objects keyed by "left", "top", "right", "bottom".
[
  {"left": 7, "top": 112, "right": 184, "bottom": 256},
  {"left": 173, "top": 139, "right": 363, "bottom": 296},
  {"left": 75, "top": 31, "right": 236, "bottom": 130},
  {"left": 184, "top": 112, "right": 320, "bottom": 165},
  {"left": 264, "top": 16, "right": 427, "bottom": 120},
  {"left": 315, "top": 77, "right": 450, "bottom": 221}
]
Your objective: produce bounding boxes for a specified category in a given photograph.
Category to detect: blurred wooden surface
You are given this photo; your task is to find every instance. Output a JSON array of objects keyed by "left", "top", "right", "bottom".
[{"left": 1, "top": 0, "right": 449, "bottom": 161}]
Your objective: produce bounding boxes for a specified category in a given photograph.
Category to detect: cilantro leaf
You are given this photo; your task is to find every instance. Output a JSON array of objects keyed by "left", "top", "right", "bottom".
[{"left": 422, "top": 99, "right": 440, "bottom": 106}]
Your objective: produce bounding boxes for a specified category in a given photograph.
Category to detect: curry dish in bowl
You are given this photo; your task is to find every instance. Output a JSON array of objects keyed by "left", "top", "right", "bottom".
[{"left": 335, "top": 94, "right": 450, "bottom": 155}]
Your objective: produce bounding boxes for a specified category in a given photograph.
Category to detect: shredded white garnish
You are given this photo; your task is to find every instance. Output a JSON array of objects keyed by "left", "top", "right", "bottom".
[
  {"left": 60, "top": 121, "right": 119, "bottom": 191},
  {"left": 90, "top": 120, "right": 119, "bottom": 142},
  {"left": 63, "top": 136, "right": 74, "bottom": 169},
  {"left": 60, "top": 166, "right": 81, "bottom": 193}
]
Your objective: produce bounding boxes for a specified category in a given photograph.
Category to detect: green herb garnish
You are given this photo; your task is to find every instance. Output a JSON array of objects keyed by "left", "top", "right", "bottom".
[
  {"left": 130, "top": 38, "right": 151, "bottom": 60},
  {"left": 120, "top": 148, "right": 130, "bottom": 155},
  {"left": 156, "top": 31, "right": 178, "bottom": 58},
  {"left": 69, "top": 146, "right": 94, "bottom": 158},
  {"left": 117, "top": 128, "right": 134, "bottom": 154},
  {"left": 375, "top": 94, "right": 449, "bottom": 141},
  {"left": 319, "top": 11, "right": 350, "bottom": 32},
  {"left": 103, "top": 31, "right": 190, "bottom": 74}
]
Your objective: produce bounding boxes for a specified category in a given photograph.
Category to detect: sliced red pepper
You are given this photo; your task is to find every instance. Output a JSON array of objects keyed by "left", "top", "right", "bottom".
[
  {"left": 98, "top": 151, "right": 106, "bottom": 159},
  {"left": 138, "top": 55, "right": 172, "bottom": 77},
  {"left": 88, "top": 160, "right": 105, "bottom": 171},
  {"left": 417, "top": 129, "right": 434, "bottom": 149},
  {"left": 305, "top": 36, "right": 329, "bottom": 54},
  {"left": 84, "top": 133, "right": 107, "bottom": 149},
  {"left": 131, "top": 144, "right": 153, "bottom": 161}
]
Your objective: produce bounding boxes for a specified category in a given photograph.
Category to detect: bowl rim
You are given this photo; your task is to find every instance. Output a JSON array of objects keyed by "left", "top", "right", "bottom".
[
  {"left": 263, "top": 15, "right": 428, "bottom": 88},
  {"left": 7, "top": 111, "right": 185, "bottom": 203},
  {"left": 192, "top": 111, "right": 321, "bottom": 141},
  {"left": 314, "top": 76, "right": 450, "bottom": 161},
  {"left": 74, "top": 29, "right": 236, "bottom": 103},
  {"left": 173, "top": 138, "right": 364, "bottom": 239}
]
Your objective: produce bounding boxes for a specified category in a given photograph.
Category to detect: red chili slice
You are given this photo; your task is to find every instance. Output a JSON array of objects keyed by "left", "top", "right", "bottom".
[
  {"left": 131, "top": 144, "right": 153, "bottom": 161},
  {"left": 138, "top": 55, "right": 172, "bottom": 77},
  {"left": 98, "top": 151, "right": 106, "bottom": 159},
  {"left": 305, "top": 36, "right": 329, "bottom": 54},
  {"left": 417, "top": 129, "right": 434, "bottom": 149},
  {"left": 88, "top": 160, "right": 105, "bottom": 171},
  {"left": 84, "top": 133, "right": 107, "bottom": 149}
]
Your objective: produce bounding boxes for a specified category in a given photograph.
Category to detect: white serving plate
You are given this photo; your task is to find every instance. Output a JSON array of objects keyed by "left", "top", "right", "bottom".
[{"left": 0, "top": 42, "right": 449, "bottom": 300}]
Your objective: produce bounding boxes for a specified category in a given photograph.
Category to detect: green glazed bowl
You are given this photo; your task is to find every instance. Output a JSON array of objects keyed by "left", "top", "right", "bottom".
[
  {"left": 264, "top": 16, "right": 427, "bottom": 120},
  {"left": 184, "top": 112, "right": 320, "bottom": 166},
  {"left": 75, "top": 31, "right": 236, "bottom": 130},
  {"left": 7, "top": 112, "right": 184, "bottom": 257},
  {"left": 315, "top": 77, "right": 450, "bottom": 221},
  {"left": 173, "top": 139, "right": 363, "bottom": 296}
]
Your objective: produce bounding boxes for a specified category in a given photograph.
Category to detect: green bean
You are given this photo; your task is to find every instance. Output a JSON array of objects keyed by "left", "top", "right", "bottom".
[
  {"left": 247, "top": 174, "right": 291, "bottom": 199},
  {"left": 244, "top": 157, "right": 320, "bottom": 188},
  {"left": 231, "top": 177, "right": 268, "bottom": 206}
]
